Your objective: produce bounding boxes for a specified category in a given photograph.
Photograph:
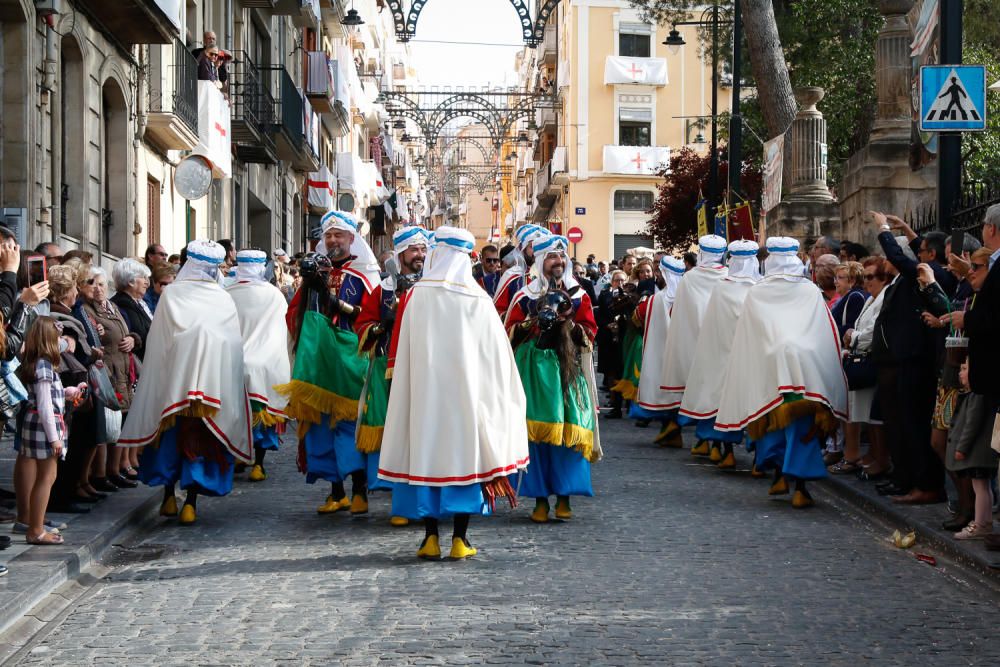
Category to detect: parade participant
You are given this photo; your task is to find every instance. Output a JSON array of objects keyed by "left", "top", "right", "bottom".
[
  {"left": 379, "top": 226, "right": 528, "bottom": 560},
  {"left": 120, "top": 240, "right": 252, "bottom": 525},
  {"left": 660, "top": 234, "right": 728, "bottom": 457},
  {"left": 679, "top": 240, "right": 762, "bottom": 469},
  {"left": 226, "top": 250, "right": 290, "bottom": 483},
  {"left": 715, "top": 238, "right": 848, "bottom": 508},
  {"left": 631, "top": 256, "right": 686, "bottom": 446},
  {"left": 278, "top": 211, "right": 381, "bottom": 515},
  {"left": 354, "top": 226, "right": 429, "bottom": 527},
  {"left": 611, "top": 260, "right": 656, "bottom": 404},
  {"left": 506, "top": 234, "right": 601, "bottom": 523},
  {"left": 493, "top": 224, "right": 548, "bottom": 318}
]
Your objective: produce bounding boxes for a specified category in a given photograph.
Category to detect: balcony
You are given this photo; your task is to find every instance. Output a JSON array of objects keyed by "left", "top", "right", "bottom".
[
  {"left": 539, "top": 25, "right": 557, "bottom": 67},
  {"left": 305, "top": 52, "right": 351, "bottom": 138},
  {"left": 261, "top": 65, "right": 321, "bottom": 173},
  {"left": 242, "top": 0, "right": 276, "bottom": 7},
  {"left": 145, "top": 39, "right": 199, "bottom": 150},
  {"left": 275, "top": 0, "right": 322, "bottom": 28},
  {"left": 230, "top": 53, "right": 278, "bottom": 165},
  {"left": 602, "top": 145, "right": 670, "bottom": 176},
  {"left": 533, "top": 148, "right": 567, "bottom": 220},
  {"left": 76, "top": 0, "right": 181, "bottom": 45},
  {"left": 320, "top": 0, "right": 351, "bottom": 40},
  {"left": 535, "top": 104, "right": 557, "bottom": 131}
]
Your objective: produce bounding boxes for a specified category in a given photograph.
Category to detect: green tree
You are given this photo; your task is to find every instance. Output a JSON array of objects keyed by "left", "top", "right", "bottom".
[{"left": 961, "top": 43, "right": 1000, "bottom": 185}]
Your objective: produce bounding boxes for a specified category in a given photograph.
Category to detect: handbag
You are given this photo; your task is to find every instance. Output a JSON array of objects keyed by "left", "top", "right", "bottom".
[
  {"left": 97, "top": 405, "right": 123, "bottom": 443},
  {"left": 843, "top": 351, "right": 877, "bottom": 390},
  {"left": 88, "top": 362, "right": 122, "bottom": 411}
]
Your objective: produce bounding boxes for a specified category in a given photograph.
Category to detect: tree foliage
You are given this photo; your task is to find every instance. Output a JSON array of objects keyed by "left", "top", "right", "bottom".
[
  {"left": 961, "top": 43, "right": 1000, "bottom": 185},
  {"left": 646, "top": 146, "right": 762, "bottom": 250}
]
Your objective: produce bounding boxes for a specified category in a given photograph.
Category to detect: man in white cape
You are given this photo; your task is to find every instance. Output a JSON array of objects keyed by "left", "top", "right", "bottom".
[
  {"left": 659, "top": 234, "right": 728, "bottom": 455},
  {"left": 379, "top": 226, "right": 529, "bottom": 561},
  {"left": 226, "top": 249, "right": 290, "bottom": 483},
  {"left": 493, "top": 223, "right": 549, "bottom": 319},
  {"left": 631, "top": 255, "right": 686, "bottom": 447},
  {"left": 121, "top": 240, "right": 252, "bottom": 525},
  {"left": 715, "top": 237, "right": 848, "bottom": 508},
  {"left": 679, "top": 240, "right": 762, "bottom": 468}
]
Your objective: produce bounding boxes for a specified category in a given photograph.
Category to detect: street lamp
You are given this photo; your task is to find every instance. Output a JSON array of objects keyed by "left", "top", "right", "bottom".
[
  {"left": 664, "top": 3, "right": 743, "bottom": 224},
  {"left": 341, "top": 1, "right": 364, "bottom": 27}
]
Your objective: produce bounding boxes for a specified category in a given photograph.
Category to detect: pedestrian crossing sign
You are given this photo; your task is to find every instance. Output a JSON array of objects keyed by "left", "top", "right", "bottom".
[{"left": 919, "top": 65, "right": 987, "bottom": 132}]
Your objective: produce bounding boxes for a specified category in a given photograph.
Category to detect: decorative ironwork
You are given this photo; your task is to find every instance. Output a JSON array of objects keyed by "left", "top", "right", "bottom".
[{"left": 387, "top": 0, "right": 560, "bottom": 46}]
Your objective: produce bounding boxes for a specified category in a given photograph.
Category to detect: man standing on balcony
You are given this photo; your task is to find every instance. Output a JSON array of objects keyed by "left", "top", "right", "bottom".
[
  {"left": 192, "top": 31, "right": 230, "bottom": 85},
  {"left": 278, "top": 211, "right": 382, "bottom": 517}
]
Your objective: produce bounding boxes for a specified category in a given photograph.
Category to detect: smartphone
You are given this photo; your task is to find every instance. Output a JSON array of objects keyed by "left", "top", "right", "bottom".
[
  {"left": 26, "top": 255, "right": 47, "bottom": 286},
  {"left": 950, "top": 228, "right": 964, "bottom": 256}
]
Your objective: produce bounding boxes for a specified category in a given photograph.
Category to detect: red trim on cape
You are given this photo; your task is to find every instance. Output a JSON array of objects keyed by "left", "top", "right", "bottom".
[{"left": 379, "top": 456, "right": 531, "bottom": 484}]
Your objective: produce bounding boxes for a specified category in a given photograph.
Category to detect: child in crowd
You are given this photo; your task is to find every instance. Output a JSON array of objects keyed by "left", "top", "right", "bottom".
[
  {"left": 15, "top": 317, "right": 86, "bottom": 545},
  {"left": 948, "top": 359, "right": 998, "bottom": 540}
]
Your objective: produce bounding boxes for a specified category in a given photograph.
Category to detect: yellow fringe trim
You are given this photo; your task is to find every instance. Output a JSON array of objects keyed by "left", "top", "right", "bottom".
[
  {"left": 150, "top": 401, "right": 220, "bottom": 446},
  {"left": 527, "top": 420, "right": 596, "bottom": 461},
  {"left": 384, "top": 367, "right": 394, "bottom": 381},
  {"left": 253, "top": 410, "right": 286, "bottom": 429},
  {"left": 611, "top": 378, "right": 638, "bottom": 401},
  {"left": 274, "top": 380, "right": 358, "bottom": 430},
  {"left": 527, "top": 420, "right": 564, "bottom": 446},
  {"left": 356, "top": 424, "right": 384, "bottom": 453},
  {"left": 747, "top": 398, "right": 839, "bottom": 442}
]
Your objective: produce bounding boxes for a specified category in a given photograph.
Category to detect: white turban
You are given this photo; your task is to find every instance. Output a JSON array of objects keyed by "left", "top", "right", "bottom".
[
  {"left": 235, "top": 249, "right": 268, "bottom": 283},
  {"left": 177, "top": 239, "right": 226, "bottom": 283},
  {"left": 764, "top": 237, "right": 808, "bottom": 281},
  {"left": 726, "top": 240, "right": 762, "bottom": 283},
  {"left": 697, "top": 234, "right": 727, "bottom": 267},
  {"left": 422, "top": 226, "right": 479, "bottom": 296},
  {"left": 316, "top": 210, "right": 380, "bottom": 279}
]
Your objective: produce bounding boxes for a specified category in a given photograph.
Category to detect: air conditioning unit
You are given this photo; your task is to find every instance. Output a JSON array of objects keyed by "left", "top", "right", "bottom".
[{"left": 1, "top": 208, "right": 29, "bottom": 245}]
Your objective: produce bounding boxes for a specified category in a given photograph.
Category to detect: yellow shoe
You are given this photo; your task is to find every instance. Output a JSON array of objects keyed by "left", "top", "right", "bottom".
[
  {"left": 178, "top": 504, "right": 196, "bottom": 525},
  {"left": 417, "top": 534, "right": 441, "bottom": 560},
  {"left": 768, "top": 476, "right": 790, "bottom": 496},
  {"left": 317, "top": 496, "right": 351, "bottom": 514},
  {"left": 449, "top": 537, "right": 478, "bottom": 560},
  {"left": 554, "top": 498, "right": 572, "bottom": 520},
  {"left": 654, "top": 421, "right": 680, "bottom": 444},
  {"left": 530, "top": 500, "right": 550, "bottom": 523},
  {"left": 791, "top": 489, "right": 814, "bottom": 509},
  {"left": 390, "top": 516, "right": 410, "bottom": 527},
  {"left": 750, "top": 464, "right": 766, "bottom": 479},
  {"left": 690, "top": 441, "right": 710, "bottom": 457},
  {"left": 350, "top": 495, "right": 369, "bottom": 515},
  {"left": 160, "top": 496, "right": 179, "bottom": 517},
  {"left": 248, "top": 465, "right": 267, "bottom": 482},
  {"left": 717, "top": 452, "right": 736, "bottom": 469},
  {"left": 708, "top": 444, "right": 723, "bottom": 463}
]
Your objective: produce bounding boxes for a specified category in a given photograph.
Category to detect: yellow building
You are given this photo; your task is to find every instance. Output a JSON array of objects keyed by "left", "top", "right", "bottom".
[{"left": 522, "top": 1, "right": 730, "bottom": 262}]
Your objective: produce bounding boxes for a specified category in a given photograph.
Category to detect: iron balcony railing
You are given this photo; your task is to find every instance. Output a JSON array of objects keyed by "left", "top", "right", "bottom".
[
  {"left": 260, "top": 65, "right": 305, "bottom": 151},
  {"left": 231, "top": 52, "right": 277, "bottom": 140},
  {"left": 148, "top": 38, "right": 198, "bottom": 134}
]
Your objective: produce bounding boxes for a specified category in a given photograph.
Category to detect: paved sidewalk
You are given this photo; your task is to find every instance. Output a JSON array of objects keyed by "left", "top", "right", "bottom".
[{"left": 0, "top": 437, "right": 160, "bottom": 638}]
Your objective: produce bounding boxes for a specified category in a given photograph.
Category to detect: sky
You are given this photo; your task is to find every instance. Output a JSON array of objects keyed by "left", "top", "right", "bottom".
[{"left": 407, "top": 0, "right": 527, "bottom": 87}]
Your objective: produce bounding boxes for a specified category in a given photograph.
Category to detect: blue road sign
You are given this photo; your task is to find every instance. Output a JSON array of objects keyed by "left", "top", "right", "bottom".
[
  {"left": 575, "top": 207, "right": 586, "bottom": 215},
  {"left": 919, "top": 65, "right": 987, "bottom": 132}
]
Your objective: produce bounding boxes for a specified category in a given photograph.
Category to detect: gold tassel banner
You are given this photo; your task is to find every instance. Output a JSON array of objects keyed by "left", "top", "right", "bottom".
[
  {"left": 355, "top": 424, "right": 384, "bottom": 453},
  {"left": 252, "top": 409, "right": 286, "bottom": 429},
  {"left": 274, "top": 380, "right": 359, "bottom": 428},
  {"left": 526, "top": 420, "right": 565, "bottom": 446},
  {"left": 611, "top": 378, "right": 638, "bottom": 401},
  {"left": 747, "top": 398, "right": 836, "bottom": 442}
]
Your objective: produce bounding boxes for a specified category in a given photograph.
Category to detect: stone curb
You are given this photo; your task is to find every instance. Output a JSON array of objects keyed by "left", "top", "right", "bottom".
[{"left": 0, "top": 484, "right": 160, "bottom": 642}]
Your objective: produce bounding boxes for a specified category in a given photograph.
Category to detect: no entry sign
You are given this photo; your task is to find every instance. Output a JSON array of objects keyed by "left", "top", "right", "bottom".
[{"left": 567, "top": 226, "right": 584, "bottom": 243}]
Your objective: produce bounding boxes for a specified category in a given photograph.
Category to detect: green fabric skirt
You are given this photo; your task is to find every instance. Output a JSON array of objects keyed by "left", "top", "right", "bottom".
[
  {"left": 357, "top": 354, "right": 389, "bottom": 453},
  {"left": 514, "top": 339, "right": 596, "bottom": 461},
  {"left": 613, "top": 326, "right": 643, "bottom": 400}
]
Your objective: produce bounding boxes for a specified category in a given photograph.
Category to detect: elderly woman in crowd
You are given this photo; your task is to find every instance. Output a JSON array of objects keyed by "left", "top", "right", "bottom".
[
  {"left": 45, "top": 262, "right": 107, "bottom": 511},
  {"left": 144, "top": 262, "right": 176, "bottom": 315},
  {"left": 832, "top": 257, "right": 888, "bottom": 476},
  {"left": 111, "top": 259, "right": 153, "bottom": 360},
  {"left": 75, "top": 265, "right": 139, "bottom": 491},
  {"left": 831, "top": 261, "right": 867, "bottom": 339}
]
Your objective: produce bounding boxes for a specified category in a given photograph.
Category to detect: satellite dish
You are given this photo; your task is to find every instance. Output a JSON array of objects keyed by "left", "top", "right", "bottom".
[
  {"left": 337, "top": 192, "right": 356, "bottom": 212},
  {"left": 175, "top": 155, "right": 213, "bottom": 200}
]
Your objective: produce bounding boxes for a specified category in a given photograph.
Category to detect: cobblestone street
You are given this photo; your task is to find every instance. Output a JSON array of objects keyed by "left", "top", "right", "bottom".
[{"left": 6, "top": 416, "right": 1000, "bottom": 665}]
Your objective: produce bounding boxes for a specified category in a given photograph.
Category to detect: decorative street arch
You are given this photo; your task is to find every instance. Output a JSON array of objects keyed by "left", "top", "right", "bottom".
[{"left": 386, "top": 0, "right": 561, "bottom": 46}]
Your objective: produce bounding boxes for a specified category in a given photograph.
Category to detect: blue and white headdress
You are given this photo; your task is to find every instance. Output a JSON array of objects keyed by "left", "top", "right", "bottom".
[
  {"left": 177, "top": 239, "right": 226, "bottom": 283},
  {"left": 235, "top": 249, "right": 268, "bottom": 283},
  {"left": 726, "top": 240, "right": 762, "bottom": 282}
]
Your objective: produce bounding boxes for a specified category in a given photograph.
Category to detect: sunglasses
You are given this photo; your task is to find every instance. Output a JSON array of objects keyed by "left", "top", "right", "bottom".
[
  {"left": 483, "top": 258, "right": 500, "bottom": 264},
  {"left": 970, "top": 262, "right": 986, "bottom": 272},
  {"left": 86, "top": 278, "right": 97, "bottom": 285},
  {"left": 863, "top": 274, "right": 877, "bottom": 281},
  {"left": 157, "top": 282, "right": 171, "bottom": 287}
]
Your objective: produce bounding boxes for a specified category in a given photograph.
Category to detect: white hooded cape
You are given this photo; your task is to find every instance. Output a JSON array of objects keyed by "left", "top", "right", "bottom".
[
  {"left": 714, "top": 277, "right": 849, "bottom": 432},
  {"left": 378, "top": 280, "right": 530, "bottom": 486},
  {"left": 659, "top": 265, "right": 727, "bottom": 403},
  {"left": 678, "top": 278, "right": 755, "bottom": 419},
  {"left": 635, "top": 289, "right": 675, "bottom": 410},
  {"left": 226, "top": 280, "right": 291, "bottom": 417},
  {"left": 119, "top": 279, "right": 252, "bottom": 461}
]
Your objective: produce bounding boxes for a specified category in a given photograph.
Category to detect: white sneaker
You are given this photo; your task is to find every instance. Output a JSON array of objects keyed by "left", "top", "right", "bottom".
[{"left": 954, "top": 522, "right": 993, "bottom": 540}]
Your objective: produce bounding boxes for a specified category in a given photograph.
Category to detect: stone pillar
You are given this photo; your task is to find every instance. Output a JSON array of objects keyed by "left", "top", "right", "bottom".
[
  {"left": 871, "top": 0, "right": 915, "bottom": 142},
  {"left": 789, "top": 87, "right": 832, "bottom": 202}
]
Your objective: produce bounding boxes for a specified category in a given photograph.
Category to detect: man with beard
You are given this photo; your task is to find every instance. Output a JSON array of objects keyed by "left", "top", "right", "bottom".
[
  {"left": 354, "top": 226, "right": 429, "bottom": 527},
  {"left": 278, "top": 211, "right": 381, "bottom": 516},
  {"left": 494, "top": 224, "right": 549, "bottom": 319},
  {"left": 506, "top": 235, "right": 601, "bottom": 523}
]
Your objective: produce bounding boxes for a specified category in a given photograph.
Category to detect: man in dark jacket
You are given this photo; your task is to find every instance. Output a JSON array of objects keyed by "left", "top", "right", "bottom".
[
  {"left": 869, "top": 212, "right": 951, "bottom": 504},
  {"left": 889, "top": 216, "right": 958, "bottom": 297}
]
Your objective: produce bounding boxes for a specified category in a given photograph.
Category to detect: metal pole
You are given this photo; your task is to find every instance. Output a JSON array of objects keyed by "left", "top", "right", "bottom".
[
  {"left": 728, "top": 1, "right": 743, "bottom": 201},
  {"left": 938, "top": 0, "right": 962, "bottom": 230},
  {"left": 708, "top": 5, "right": 719, "bottom": 223}
]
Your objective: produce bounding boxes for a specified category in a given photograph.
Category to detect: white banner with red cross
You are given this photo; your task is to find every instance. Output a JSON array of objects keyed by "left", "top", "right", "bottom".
[
  {"left": 194, "top": 81, "right": 232, "bottom": 179},
  {"left": 602, "top": 145, "right": 670, "bottom": 176},
  {"left": 604, "top": 56, "right": 668, "bottom": 86}
]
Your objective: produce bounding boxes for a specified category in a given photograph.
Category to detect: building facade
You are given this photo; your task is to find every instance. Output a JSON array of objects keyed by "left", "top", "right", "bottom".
[
  {"left": 0, "top": 0, "right": 423, "bottom": 265},
  {"left": 511, "top": 0, "right": 730, "bottom": 262}
]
